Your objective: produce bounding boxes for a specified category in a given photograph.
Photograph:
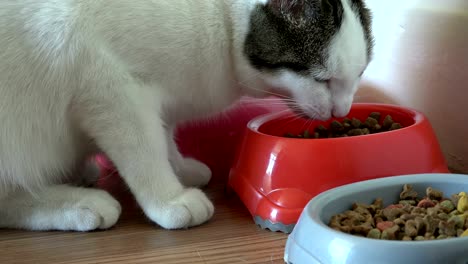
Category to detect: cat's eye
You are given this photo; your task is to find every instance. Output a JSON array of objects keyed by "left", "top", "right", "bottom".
[
  {"left": 247, "top": 55, "right": 309, "bottom": 73},
  {"left": 274, "top": 62, "right": 309, "bottom": 72},
  {"left": 314, "top": 77, "right": 331, "bottom": 84}
]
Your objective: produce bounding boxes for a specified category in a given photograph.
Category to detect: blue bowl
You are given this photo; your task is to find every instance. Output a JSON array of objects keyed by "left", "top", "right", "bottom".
[{"left": 284, "top": 173, "right": 468, "bottom": 264}]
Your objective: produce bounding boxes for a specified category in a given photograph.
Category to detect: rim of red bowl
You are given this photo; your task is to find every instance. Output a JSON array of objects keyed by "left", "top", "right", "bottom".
[{"left": 247, "top": 103, "right": 426, "bottom": 141}]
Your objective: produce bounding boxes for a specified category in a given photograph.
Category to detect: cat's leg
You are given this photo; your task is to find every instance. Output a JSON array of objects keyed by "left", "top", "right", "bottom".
[
  {"left": 76, "top": 72, "right": 214, "bottom": 229},
  {"left": 168, "top": 129, "right": 212, "bottom": 187},
  {"left": 0, "top": 184, "right": 121, "bottom": 231}
]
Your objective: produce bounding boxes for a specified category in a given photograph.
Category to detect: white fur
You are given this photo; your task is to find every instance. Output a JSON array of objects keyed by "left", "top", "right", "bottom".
[{"left": 0, "top": 0, "right": 369, "bottom": 231}]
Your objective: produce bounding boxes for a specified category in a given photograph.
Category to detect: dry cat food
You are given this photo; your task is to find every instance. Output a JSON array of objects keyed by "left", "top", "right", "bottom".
[
  {"left": 328, "top": 185, "right": 468, "bottom": 241},
  {"left": 284, "top": 112, "right": 403, "bottom": 138}
]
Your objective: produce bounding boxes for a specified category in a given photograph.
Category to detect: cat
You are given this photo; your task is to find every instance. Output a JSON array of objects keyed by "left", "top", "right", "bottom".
[{"left": 0, "top": 0, "right": 373, "bottom": 231}]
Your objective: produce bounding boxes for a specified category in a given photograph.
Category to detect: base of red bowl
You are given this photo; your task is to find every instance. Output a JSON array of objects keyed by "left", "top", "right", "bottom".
[
  {"left": 229, "top": 166, "right": 450, "bottom": 234},
  {"left": 228, "top": 103, "right": 450, "bottom": 233}
]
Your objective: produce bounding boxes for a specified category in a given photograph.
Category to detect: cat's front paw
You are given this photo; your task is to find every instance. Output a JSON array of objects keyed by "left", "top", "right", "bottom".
[
  {"left": 70, "top": 190, "right": 122, "bottom": 231},
  {"left": 177, "top": 158, "right": 212, "bottom": 187},
  {"left": 147, "top": 188, "right": 214, "bottom": 229}
]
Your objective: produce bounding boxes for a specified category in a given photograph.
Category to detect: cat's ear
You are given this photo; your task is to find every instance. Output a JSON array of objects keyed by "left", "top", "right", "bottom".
[
  {"left": 320, "top": 0, "right": 344, "bottom": 25},
  {"left": 321, "top": 0, "right": 334, "bottom": 14}
]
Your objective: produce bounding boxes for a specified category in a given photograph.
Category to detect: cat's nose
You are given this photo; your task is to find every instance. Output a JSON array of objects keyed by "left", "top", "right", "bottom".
[
  {"left": 331, "top": 106, "right": 339, "bottom": 118},
  {"left": 332, "top": 106, "right": 348, "bottom": 118}
]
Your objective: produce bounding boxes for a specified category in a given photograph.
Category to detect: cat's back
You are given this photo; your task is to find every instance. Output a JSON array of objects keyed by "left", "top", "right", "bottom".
[
  {"left": 0, "top": 0, "right": 95, "bottom": 179},
  {"left": 0, "top": 0, "right": 91, "bottom": 90},
  {"left": 0, "top": 0, "right": 232, "bottom": 89}
]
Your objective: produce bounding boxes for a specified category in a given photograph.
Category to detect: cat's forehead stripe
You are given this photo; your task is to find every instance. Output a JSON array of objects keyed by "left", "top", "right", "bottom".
[{"left": 243, "top": 0, "right": 373, "bottom": 72}]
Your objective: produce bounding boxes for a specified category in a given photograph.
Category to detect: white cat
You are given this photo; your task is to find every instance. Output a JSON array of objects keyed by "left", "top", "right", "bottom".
[{"left": 0, "top": 0, "right": 373, "bottom": 231}]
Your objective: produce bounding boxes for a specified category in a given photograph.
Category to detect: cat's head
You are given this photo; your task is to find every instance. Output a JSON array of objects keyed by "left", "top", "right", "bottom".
[{"left": 243, "top": 0, "right": 373, "bottom": 120}]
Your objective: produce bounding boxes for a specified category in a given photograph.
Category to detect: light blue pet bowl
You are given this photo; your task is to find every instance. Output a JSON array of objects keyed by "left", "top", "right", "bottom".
[{"left": 284, "top": 173, "right": 468, "bottom": 264}]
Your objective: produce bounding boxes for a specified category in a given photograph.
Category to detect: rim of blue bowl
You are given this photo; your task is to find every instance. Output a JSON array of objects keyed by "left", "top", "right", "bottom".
[{"left": 306, "top": 173, "right": 468, "bottom": 246}]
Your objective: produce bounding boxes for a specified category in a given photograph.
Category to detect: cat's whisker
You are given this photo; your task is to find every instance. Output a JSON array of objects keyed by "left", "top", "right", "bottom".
[
  {"left": 240, "top": 98, "right": 293, "bottom": 104},
  {"left": 353, "top": 95, "right": 376, "bottom": 100},
  {"left": 237, "top": 74, "right": 293, "bottom": 100},
  {"left": 272, "top": 106, "right": 312, "bottom": 133},
  {"left": 239, "top": 83, "right": 292, "bottom": 99}
]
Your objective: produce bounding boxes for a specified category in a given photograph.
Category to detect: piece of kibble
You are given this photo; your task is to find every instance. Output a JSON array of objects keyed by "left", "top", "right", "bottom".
[
  {"left": 400, "top": 184, "right": 418, "bottom": 200},
  {"left": 351, "top": 118, "right": 362, "bottom": 128},
  {"left": 367, "top": 228, "right": 381, "bottom": 239},
  {"left": 411, "top": 207, "right": 426, "bottom": 215},
  {"left": 439, "top": 220, "right": 457, "bottom": 236},
  {"left": 372, "top": 198, "right": 384, "bottom": 210},
  {"left": 423, "top": 215, "right": 440, "bottom": 234},
  {"left": 365, "top": 117, "right": 379, "bottom": 129},
  {"left": 457, "top": 192, "right": 468, "bottom": 213},
  {"left": 464, "top": 215, "right": 468, "bottom": 229},
  {"left": 330, "top": 120, "right": 344, "bottom": 132},
  {"left": 386, "top": 204, "right": 404, "bottom": 209},
  {"left": 401, "top": 213, "right": 417, "bottom": 221},
  {"left": 314, "top": 125, "right": 328, "bottom": 137},
  {"left": 381, "top": 225, "right": 400, "bottom": 240},
  {"left": 426, "top": 207, "right": 439, "bottom": 216},
  {"left": 461, "top": 229, "right": 468, "bottom": 237},
  {"left": 382, "top": 207, "right": 405, "bottom": 221},
  {"left": 303, "top": 130, "right": 310, "bottom": 138},
  {"left": 361, "top": 128, "right": 370, "bottom": 135},
  {"left": 390, "top": 123, "right": 402, "bottom": 130},
  {"left": 352, "top": 223, "right": 374, "bottom": 235},
  {"left": 399, "top": 200, "right": 416, "bottom": 206},
  {"left": 448, "top": 215, "right": 466, "bottom": 229},
  {"left": 347, "top": 129, "right": 364, "bottom": 136},
  {"left": 414, "top": 236, "right": 425, "bottom": 241},
  {"left": 438, "top": 213, "right": 450, "bottom": 221},
  {"left": 393, "top": 218, "right": 405, "bottom": 226},
  {"left": 424, "top": 232, "right": 435, "bottom": 240},
  {"left": 439, "top": 200, "right": 455, "bottom": 213},
  {"left": 382, "top": 115, "right": 393, "bottom": 129},
  {"left": 369, "top": 112, "right": 381, "bottom": 121},
  {"left": 426, "top": 187, "right": 444, "bottom": 200},
  {"left": 417, "top": 198, "right": 436, "bottom": 208},
  {"left": 404, "top": 220, "right": 418, "bottom": 237},
  {"left": 377, "top": 221, "right": 394, "bottom": 231},
  {"left": 452, "top": 193, "right": 460, "bottom": 206},
  {"left": 449, "top": 210, "right": 460, "bottom": 216},
  {"left": 402, "top": 236, "right": 412, "bottom": 241}
]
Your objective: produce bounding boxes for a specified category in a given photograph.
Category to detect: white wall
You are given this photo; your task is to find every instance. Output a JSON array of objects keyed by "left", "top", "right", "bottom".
[{"left": 356, "top": 0, "right": 468, "bottom": 172}]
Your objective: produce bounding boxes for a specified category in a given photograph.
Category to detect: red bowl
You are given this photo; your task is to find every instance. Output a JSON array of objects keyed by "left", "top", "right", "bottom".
[{"left": 227, "top": 103, "right": 449, "bottom": 233}]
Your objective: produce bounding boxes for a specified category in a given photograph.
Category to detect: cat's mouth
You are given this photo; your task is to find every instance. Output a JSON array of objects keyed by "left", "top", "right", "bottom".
[
  {"left": 266, "top": 86, "right": 332, "bottom": 120},
  {"left": 286, "top": 101, "right": 334, "bottom": 121}
]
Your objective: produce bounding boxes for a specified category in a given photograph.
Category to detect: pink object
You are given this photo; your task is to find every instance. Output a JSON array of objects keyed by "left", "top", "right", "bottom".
[{"left": 377, "top": 221, "right": 395, "bottom": 231}]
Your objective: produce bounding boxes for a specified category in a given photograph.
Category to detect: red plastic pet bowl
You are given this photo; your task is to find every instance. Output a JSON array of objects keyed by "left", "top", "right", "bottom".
[{"left": 228, "top": 103, "right": 449, "bottom": 233}]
